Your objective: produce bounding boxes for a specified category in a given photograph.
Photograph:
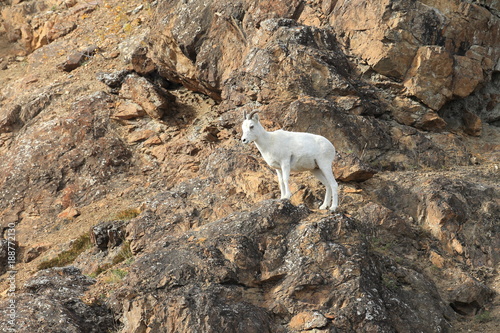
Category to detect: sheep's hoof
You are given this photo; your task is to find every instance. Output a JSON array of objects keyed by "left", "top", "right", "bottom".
[
  {"left": 319, "top": 204, "right": 328, "bottom": 210},
  {"left": 329, "top": 206, "right": 337, "bottom": 212}
]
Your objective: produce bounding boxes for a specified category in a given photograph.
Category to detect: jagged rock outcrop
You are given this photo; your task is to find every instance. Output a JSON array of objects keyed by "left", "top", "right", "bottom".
[
  {"left": 330, "top": 0, "right": 498, "bottom": 109},
  {"left": 148, "top": 0, "right": 500, "bottom": 132},
  {"left": 1, "top": 0, "right": 87, "bottom": 54},
  {"left": 365, "top": 164, "right": 500, "bottom": 268},
  {"left": 147, "top": 0, "right": 500, "bottom": 170},
  {"left": 0, "top": 266, "right": 113, "bottom": 333},
  {"left": 119, "top": 73, "right": 176, "bottom": 119},
  {"left": 91, "top": 220, "right": 127, "bottom": 251},
  {"left": 0, "top": 91, "right": 132, "bottom": 224},
  {"left": 112, "top": 200, "right": 455, "bottom": 333}
]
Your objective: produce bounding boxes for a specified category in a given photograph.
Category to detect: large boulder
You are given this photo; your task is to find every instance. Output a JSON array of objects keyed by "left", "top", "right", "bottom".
[
  {"left": 0, "top": 266, "right": 113, "bottom": 333},
  {"left": 111, "top": 200, "right": 455, "bottom": 333},
  {"left": 364, "top": 164, "right": 500, "bottom": 268},
  {"left": 1, "top": 0, "right": 86, "bottom": 54},
  {"left": 0, "top": 91, "right": 132, "bottom": 223}
]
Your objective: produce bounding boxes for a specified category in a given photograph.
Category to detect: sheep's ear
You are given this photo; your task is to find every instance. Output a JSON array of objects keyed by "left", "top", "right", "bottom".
[{"left": 253, "top": 113, "right": 259, "bottom": 121}]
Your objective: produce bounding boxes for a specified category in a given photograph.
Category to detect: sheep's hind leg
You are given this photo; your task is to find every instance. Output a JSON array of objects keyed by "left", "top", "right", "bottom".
[
  {"left": 317, "top": 162, "right": 338, "bottom": 211},
  {"left": 311, "top": 169, "right": 332, "bottom": 210}
]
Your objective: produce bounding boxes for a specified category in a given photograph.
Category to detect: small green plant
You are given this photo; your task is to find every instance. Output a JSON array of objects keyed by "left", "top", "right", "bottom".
[
  {"left": 475, "top": 310, "right": 492, "bottom": 323},
  {"left": 370, "top": 237, "right": 396, "bottom": 254},
  {"left": 105, "top": 269, "right": 128, "bottom": 284},
  {"left": 382, "top": 274, "right": 398, "bottom": 290},
  {"left": 37, "top": 233, "right": 92, "bottom": 270}
]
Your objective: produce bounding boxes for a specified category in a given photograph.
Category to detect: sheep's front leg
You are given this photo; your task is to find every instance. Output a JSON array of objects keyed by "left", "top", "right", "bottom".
[
  {"left": 279, "top": 163, "right": 292, "bottom": 199},
  {"left": 276, "top": 169, "right": 285, "bottom": 198}
]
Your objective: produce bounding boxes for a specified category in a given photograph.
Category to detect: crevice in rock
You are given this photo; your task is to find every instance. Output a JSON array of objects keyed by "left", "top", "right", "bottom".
[{"left": 450, "top": 300, "right": 482, "bottom": 316}]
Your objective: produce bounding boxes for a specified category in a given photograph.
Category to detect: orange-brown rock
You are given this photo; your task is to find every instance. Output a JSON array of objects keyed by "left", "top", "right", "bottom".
[
  {"left": 57, "top": 45, "right": 99, "bottom": 72},
  {"left": 119, "top": 73, "right": 175, "bottom": 120},
  {"left": 57, "top": 206, "right": 80, "bottom": 219},
  {"left": 418, "top": 111, "right": 448, "bottom": 132},
  {"left": 112, "top": 100, "right": 146, "bottom": 120},
  {"left": 462, "top": 110, "right": 482, "bottom": 136},
  {"left": 333, "top": 153, "right": 376, "bottom": 182},
  {"left": 289, "top": 311, "right": 328, "bottom": 331},
  {"left": 1, "top": 0, "right": 87, "bottom": 54},
  {"left": 365, "top": 166, "right": 500, "bottom": 266},
  {"left": 453, "top": 55, "right": 484, "bottom": 98},
  {"left": 404, "top": 46, "right": 454, "bottom": 110}
]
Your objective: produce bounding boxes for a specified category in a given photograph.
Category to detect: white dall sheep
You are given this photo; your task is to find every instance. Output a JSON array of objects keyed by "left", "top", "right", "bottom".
[{"left": 241, "top": 110, "right": 338, "bottom": 211}]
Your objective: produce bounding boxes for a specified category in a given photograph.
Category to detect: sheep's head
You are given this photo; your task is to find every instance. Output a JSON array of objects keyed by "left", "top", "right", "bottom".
[{"left": 241, "top": 110, "right": 260, "bottom": 144}]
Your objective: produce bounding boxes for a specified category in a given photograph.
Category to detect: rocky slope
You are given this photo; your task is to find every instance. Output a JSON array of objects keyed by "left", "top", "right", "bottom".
[{"left": 0, "top": 0, "right": 499, "bottom": 332}]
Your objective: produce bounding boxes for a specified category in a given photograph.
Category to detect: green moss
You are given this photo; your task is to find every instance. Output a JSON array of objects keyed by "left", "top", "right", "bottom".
[
  {"left": 475, "top": 311, "right": 492, "bottom": 323},
  {"left": 37, "top": 233, "right": 92, "bottom": 270},
  {"left": 370, "top": 237, "right": 396, "bottom": 254},
  {"left": 382, "top": 274, "right": 399, "bottom": 290}
]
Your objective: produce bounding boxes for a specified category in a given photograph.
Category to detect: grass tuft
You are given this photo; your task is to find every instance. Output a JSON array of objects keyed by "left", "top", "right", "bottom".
[
  {"left": 104, "top": 269, "right": 128, "bottom": 284},
  {"left": 112, "top": 241, "right": 133, "bottom": 265},
  {"left": 37, "top": 233, "right": 92, "bottom": 270},
  {"left": 114, "top": 208, "right": 140, "bottom": 220}
]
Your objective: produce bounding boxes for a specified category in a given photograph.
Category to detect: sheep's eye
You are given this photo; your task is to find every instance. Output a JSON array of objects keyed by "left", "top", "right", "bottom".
[{"left": 249, "top": 125, "right": 254, "bottom": 129}]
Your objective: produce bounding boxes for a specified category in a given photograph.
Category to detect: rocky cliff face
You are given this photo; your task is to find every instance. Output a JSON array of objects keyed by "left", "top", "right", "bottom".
[{"left": 0, "top": 0, "right": 499, "bottom": 332}]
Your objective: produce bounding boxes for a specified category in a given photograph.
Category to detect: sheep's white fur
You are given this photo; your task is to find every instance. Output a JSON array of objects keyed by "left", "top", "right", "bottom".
[{"left": 241, "top": 110, "right": 338, "bottom": 211}]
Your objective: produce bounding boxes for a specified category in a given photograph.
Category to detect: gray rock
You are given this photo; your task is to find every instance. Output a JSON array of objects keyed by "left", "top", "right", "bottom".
[
  {"left": 0, "top": 266, "right": 113, "bottom": 333},
  {"left": 96, "top": 69, "right": 132, "bottom": 88}
]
